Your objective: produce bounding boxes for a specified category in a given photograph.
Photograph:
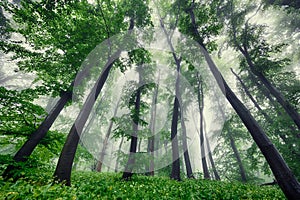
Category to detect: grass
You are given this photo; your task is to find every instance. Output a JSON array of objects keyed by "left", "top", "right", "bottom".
[{"left": 0, "top": 170, "right": 286, "bottom": 199}]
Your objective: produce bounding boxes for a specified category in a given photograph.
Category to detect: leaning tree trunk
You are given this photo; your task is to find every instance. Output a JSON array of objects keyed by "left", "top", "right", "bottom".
[
  {"left": 96, "top": 99, "right": 120, "bottom": 172},
  {"left": 122, "top": 71, "right": 142, "bottom": 180},
  {"left": 188, "top": 8, "right": 300, "bottom": 199},
  {"left": 228, "top": 133, "right": 247, "bottom": 182},
  {"left": 196, "top": 72, "right": 210, "bottom": 179},
  {"left": 179, "top": 108, "right": 194, "bottom": 179},
  {"left": 54, "top": 55, "right": 119, "bottom": 185},
  {"left": 236, "top": 32, "right": 300, "bottom": 130},
  {"left": 2, "top": 85, "right": 72, "bottom": 179},
  {"left": 54, "top": 20, "right": 134, "bottom": 186}
]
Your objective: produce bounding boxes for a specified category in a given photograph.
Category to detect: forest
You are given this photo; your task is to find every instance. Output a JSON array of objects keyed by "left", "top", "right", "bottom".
[{"left": 0, "top": 0, "right": 299, "bottom": 199}]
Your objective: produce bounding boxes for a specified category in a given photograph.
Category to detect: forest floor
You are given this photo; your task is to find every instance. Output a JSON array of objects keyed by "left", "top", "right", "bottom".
[{"left": 0, "top": 170, "right": 285, "bottom": 199}]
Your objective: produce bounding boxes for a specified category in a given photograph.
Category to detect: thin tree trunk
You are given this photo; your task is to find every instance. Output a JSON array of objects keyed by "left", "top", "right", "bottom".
[
  {"left": 188, "top": 8, "right": 300, "bottom": 199},
  {"left": 231, "top": 68, "right": 273, "bottom": 122},
  {"left": 196, "top": 72, "right": 210, "bottom": 179},
  {"left": 203, "top": 119, "right": 220, "bottom": 180},
  {"left": 229, "top": 133, "right": 247, "bottom": 182},
  {"left": 115, "top": 137, "right": 124, "bottom": 172},
  {"left": 179, "top": 108, "right": 194, "bottom": 178},
  {"left": 122, "top": 71, "right": 141, "bottom": 180},
  {"left": 96, "top": 99, "right": 120, "bottom": 172}
]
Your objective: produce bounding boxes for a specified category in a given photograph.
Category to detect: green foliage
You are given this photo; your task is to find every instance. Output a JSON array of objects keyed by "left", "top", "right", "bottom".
[{"left": 0, "top": 170, "right": 285, "bottom": 199}]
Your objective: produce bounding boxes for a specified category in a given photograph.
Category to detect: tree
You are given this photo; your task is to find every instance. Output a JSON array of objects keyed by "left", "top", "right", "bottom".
[{"left": 180, "top": 1, "right": 300, "bottom": 198}]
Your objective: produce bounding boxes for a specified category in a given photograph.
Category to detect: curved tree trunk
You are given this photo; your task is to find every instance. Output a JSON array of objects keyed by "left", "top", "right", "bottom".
[
  {"left": 54, "top": 20, "right": 134, "bottom": 186},
  {"left": 188, "top": 8, "right": 300, "bottom": 199}
]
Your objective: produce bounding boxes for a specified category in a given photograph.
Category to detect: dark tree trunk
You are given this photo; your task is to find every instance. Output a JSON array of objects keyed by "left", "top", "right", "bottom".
[
  {"left": 54, "top": 20, "right": 134, "bottom": 186},
  {"left": 122, "top": 74, "right": 141, "bottom": 180},
  {"left": 54, "top": 56, "right": 118, "bottom": 185},
  {"left": 2, "top": 86, "right": 72, "bottom": 179},
  {"left": 179, "top": 109, "right": 194, "bottom": 179},
  {"left": 196, "top": 73, "right": 210, "bottom": 179},
  {"left": 160, "top": 17, "right": 181, "bottom": 181},
  {"left": 96, "top": 99, "right": 120, "bottom": 172},
  {"left": 229, "top": 133, "right": 247, "bottom": 182},
  {"left": 188, "top": 8, "right": 300, "bottom": 199}
]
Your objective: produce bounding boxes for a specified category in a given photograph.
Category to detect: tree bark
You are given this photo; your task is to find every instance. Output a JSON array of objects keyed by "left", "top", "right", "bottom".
[
  {"left": 96, "top": 99, "right": 120, "bottom": 172},
  {"left": 188, "top": 8, "right": 300, "bottom": 199},
  {"left": 196, "top": 72, "right": 210, "bottom": 179}
]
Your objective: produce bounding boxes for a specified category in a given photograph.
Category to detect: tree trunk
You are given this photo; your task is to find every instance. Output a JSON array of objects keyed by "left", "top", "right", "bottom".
[
  {"left": 231, "top": 68, "right": 272, "bottom": 122},
  {"left": 3, "top": 86, "right": 72, "bottom": 179},
  {"left": 179, "top": 108, "right": 194, "bottom": 178},
  {"left": 196, "top": 72, "right": 210, "bottom": 179},
  {"left": 122, "top": 73, "right": 141, "bottom": 180},
  {"left": 237, "top": 32, "right": 300, "bottom": 130},
  {"left": 188, "top": 8, "right": 300, "bottom": 199},
  {"left": 229, "top": 133, "right": 247, "bottom": 182},
  {"left": 96, "top": 99, "right": 120, "bottom": 172},
  {"left": 54, "top": 55, "right": 119, "bottom": 185},
  {"left": 204, "top": 119, "right": 220, "bottom": 180},
  {"left": 54, "top": 20, "right": 134, "bottom": 186}
]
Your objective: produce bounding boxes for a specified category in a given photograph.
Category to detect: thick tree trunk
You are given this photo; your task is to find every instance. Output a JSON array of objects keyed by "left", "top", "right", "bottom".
[
  {"left": 54, "top": 20, "right": 134, "bottom": 186},
  {"left": 188, "top": 8, "right": 300, "bottom": 199},
  {"left": 179, "top": 109, "right": 194, "bottom": 179},
  {"left": 3, "top": 86, "right": 72, "bottom": 179},
  {"left": 122, "top": 75, "right": 141, "bottom": 180},
  {"left": 54, "top": 56, "right": 118, "bottom": 185},
  {"left": 196, "top": 73, "right": 210, "bottom": 179},
  {"left": 229, "top": 133, "right": 247, "bottom": 182},
  {"left": 96, "top": 99, "right": 120, "bottom": 172}
]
